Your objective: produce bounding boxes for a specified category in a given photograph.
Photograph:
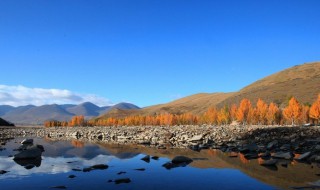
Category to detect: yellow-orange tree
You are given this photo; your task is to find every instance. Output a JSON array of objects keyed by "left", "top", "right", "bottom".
[
  {"left": 310, "top": 94, "right": 320, "bottom": 125},
  {"left": 266, "top": 102, "right": 279, "bottom": 125},
  {"left": 256, "top": 99, "right": 268, "bottom": 125},
  {"left": 283, "top": 97, "right": 302, "bottom": 126},
  {"left": 236, "top": 99, "right": 252, "bottom": 125}
]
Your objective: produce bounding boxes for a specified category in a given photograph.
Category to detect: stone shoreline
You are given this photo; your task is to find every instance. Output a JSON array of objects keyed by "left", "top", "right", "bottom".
[{"left": 1, "top": 125, "right": 320, "bottom": 149}]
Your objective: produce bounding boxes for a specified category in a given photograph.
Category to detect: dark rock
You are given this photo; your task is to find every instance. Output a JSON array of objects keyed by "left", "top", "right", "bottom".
[
  {"left": 295, "top": 152, "right": 311, "bottom": 161},
  {"left": 114, "top": 178, "right": 131, "bottom": 184},
  {"left": 272, "top": 152, "right": 293, "bottom": 160},
  {"left": 259, "top": 151, "right": 271, "bottom": 158},
  {"left": 82, "top": 167, "right": 92, "bottom": 172},
  {"left": 50, "top": 186, "right": 67, "bottom": 189},
  {"left": 21, "top": 139, "right": 33, "bottom": 145},
  {"left": 117, "top": 171, "right": 126, "bottom": 175},
  {"left": 0, "top": 170, "right": 8, "bottom": 174},
  {"left": 14, "top": 145, "right": 43, "bottom": 160},
  {"left": 280, "top": 144, "right": 291, "bottom": 151},
  {"left": 244, "top": 153, "right": 259, "bottom": 159},
  {"left": 260, "top": 159, "right": 278, "bottom": 166},
  {"left": 267, "top": 140, "right": 278, "bottom": 150},
  {"left": 141, "top": 155, "right": 150, "bottom": 163},
  {"left": 68, "top": 175, "right": 76, "bottom": 179},
  {"left": 151, "top": 156, "right": 159, "bottom": 160},
  {"left": 134, "top": 168, "right": 145, "bottom": 171},
  {"left": 24, "top": 164, "right": 35, "bottom": 170},
  {"left": 172, "top": 156, "right": 193, "bottom": 164},
  {"left": 90, "top": 164, "right": 108, "bottom": 170}
]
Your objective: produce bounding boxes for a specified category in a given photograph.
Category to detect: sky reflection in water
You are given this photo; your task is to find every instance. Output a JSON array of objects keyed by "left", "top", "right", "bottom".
[{"left": 0, "top": 138, "right": 318, "bottom": 190}]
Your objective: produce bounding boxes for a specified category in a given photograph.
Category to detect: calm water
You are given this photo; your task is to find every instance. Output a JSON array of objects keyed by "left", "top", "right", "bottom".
[{"left": 0, "top": 138, "right": 319, "bottom": 190}]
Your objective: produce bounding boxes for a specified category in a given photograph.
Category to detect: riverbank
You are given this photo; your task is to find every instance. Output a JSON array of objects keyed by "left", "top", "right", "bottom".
[{"left": 1, "top": 125, "right": 320, "bottom": 150}]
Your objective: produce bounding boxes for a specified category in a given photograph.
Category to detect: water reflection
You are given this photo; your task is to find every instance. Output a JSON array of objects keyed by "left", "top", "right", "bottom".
[{"left": 0, "top": 138, "right": 319, "bottom": 190}]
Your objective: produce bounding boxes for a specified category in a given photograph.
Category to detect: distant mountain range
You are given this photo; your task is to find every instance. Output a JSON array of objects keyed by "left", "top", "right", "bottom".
[
  {"left": 97, "top": 61, "right": 320, "bottom": 120},
  {"left": 0, "top": 102, "right": 140, "bottom": 125}
]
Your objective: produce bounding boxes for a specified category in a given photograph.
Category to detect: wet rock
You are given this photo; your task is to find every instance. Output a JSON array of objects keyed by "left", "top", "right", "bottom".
[
  {"left": 259, "top": 151, "right": 271, "bottom": 158},
  {"left": 68, "top": 175, "right": 76, "bottom": 179},
  {"left": 83, "top": 164, "right": 108, "bottom": 172},
  {"left": 50, "top": 186, "right": 67, "bottom": 189},
  {"left": 24, "top": 164, "right": 35, "bottom": 170},
  {"left": 272, "top": 152, "right": 293, "bottom": 160},
  {"left": 295, "top": 152, "right": 312, "bottom": 161},
  {"left": 134, "top": 168, "right": 146, "bottom": 171},
  {"left": 90, "top": 164, "right": 109, "bottom": 170},
  {"left": 14, "top": 145, "right": 43, "bottom": 160},
  {"left": 0, "top": 170, "right": 8, "bottom": 174},
  {"left": 151, "top": 156, "right": 159, "bottom": 160},
  {"left": 117, "top": 171, "right": 126, "bottom": 175},
  {"left": 141, "top": 155, "right": 150, "bottom": 163},
  {"left": 280, "top": 144, "right": 291, "bottom": 151},
  {"left": 244, "top": 153, "right": 259, "bottom": 159},
  {"left": 172, "top": 156, "right": 193, "bottom": 164},
  {"left": 21, "top": 139, "right": 33, "bottom": 145},
  {"left": 260, "top": 159, "right": 278, "bottom": 166},
  {"left": 267, "top": 140, "right": 278, "bottom": 150},
  {"left": 114, "top": 178, "right": 131, "bottom": 184}
]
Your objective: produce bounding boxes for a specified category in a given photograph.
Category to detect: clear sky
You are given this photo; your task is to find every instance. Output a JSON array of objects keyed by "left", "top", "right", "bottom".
[{"left": 0, "top": 0, "right": 319, "bottom": 107}]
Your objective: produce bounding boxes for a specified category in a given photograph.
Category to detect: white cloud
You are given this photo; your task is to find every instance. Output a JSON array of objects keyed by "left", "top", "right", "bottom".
[{"left": 0, "top": 85, "right": 113, "bottom": 107}]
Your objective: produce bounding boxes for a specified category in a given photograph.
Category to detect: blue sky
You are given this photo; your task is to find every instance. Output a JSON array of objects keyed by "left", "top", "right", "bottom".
[{"left": 0, "top": 0, "right": 319, "bottom": 107}]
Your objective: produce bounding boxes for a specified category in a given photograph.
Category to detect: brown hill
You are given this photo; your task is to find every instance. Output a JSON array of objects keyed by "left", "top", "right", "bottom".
[
  {"left": 97, "top": 92, "right": 234, "bottom": 119},
  {"left": 218, "top": 61, "right": 320, "bottom": 107},
  {"left": 96, "top": 61, "right": 320, "bottom": 120}
]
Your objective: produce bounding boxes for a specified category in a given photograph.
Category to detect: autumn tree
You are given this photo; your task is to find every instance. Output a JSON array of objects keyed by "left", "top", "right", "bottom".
[
  {"left": 266, "top": 102, "right": 279, "bottom": 125},
  {"left": 217, "top": 106, "right": 230, "bottom": 125},
  {"left": 283, "top": 97, "right": 302, "bottom": 126},
  {"left": 236, "top": 99, "right": 252, "bottom": 125},
  {"left": 256, "top": 99, "right": 268, "bottom": 125},
  {"left": 310, "top": 94, "right": 320, "bottom": 125},
  {"left": 229, "top": 104, "right": 238, "bottom": 122}
]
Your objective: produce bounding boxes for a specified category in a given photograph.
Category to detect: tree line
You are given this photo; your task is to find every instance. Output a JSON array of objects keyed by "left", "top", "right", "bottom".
[{"left": 45, "top": 95, "right": 320, "bottom": 127}]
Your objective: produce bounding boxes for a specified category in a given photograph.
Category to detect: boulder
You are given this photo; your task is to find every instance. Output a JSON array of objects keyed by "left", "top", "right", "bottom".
[
  {"left": 141, "top": 155, "right": 150, "bottom": 163},
  {"left": 260, "top": 159, "right": 278, "bottom": 166},
  {"left": 272, "top": 152, "right": 293, "bottom": 160},
  {"left": 189, "top": 135, "right": 203, "bottom": 142},
  {"left": 114, "top": 178, "right": 131, "bottom": 184},
  {"left": 14, "top": 145, "right": 43, "bottom": 160},
  {"left": 267, "top": 140, "right": 278, "bottom": 150},
  {"left": 21, "top": 139, "right": 33, "bottom": 145},
  {"left": 0, "top": 170, "right": 8, "bottom": 174},
  {"left": 172, "top": 156, "right": 193, "bottom": 164},
  {"left": 295, "top": 152, "right": 311, "bottom": 161}
]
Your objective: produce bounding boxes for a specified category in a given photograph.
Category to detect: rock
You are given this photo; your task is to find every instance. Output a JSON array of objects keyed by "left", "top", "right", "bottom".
[
  {"left": 259, "top": 151, "right": 271, "bottom": 158},
  {"left": 295, "top": 152, "right": 312, "bottom": 161},
  {"left": 0, "top": 170, "right": 8, "bottom": 174},
  {"left": 117, "top": 171, "right": 126, "bottom": 175},
  {"left": 189, "top": 135, "right": 203, "bottom": 142},
  {"left": 14, "top": 145, "right": 43, "bottom": 160},
  {"left": 172, "top": 156, "right": 193, "bottom": 164},
  {"left": 134, "top": 168, "right": 145, "bottom": 171},
  {"left": 272, "top": 152, "right": 293, "bottom": 160},
  {"left": 21, "top": 139, "right": 33, "bottom": 145},
  {"left": 68, "top": 175, "right": 76, "bottom": 179},
  {"left": 141, "top": 155, "right": 150, "bottom": 163},
  {"left": 50, "top": 186, "right": 67, "bottom": 189},
  {"left": 267, "top": 140, "right": 278, "bottom": 150},
  {"left": 90, "top": 164, "right": 109, "bottom": 170},
  {"left": 151, "top": 156, "right": 159, "bottom": 160},
  {"left": 244, "top": 153, "right": 259, "bottom": 159},
  {"left": 280, "top": 144, "right": 291, "bottom": 151},
  {"left": 24, "top": 164, "right": 35, "bottom": 170},
  {"left": 114, "top": 178, "right": 131, "bottom": 184},
  {"left": 260, "top": 159, "right": 278, "bottom": 166}
]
